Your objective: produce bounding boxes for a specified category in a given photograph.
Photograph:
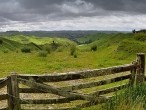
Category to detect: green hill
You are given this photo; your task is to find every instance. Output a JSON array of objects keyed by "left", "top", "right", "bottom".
[
  {"left": 0, "top": 37, "right": 44, "bottom": 52},
  {"left": 0, "top": 35, "right": 77, "bottom": 52},
  {"left": 77, "top": 33, "right": 146, "bottom": 65},
  {"left": 0, "top": 32, "right": 146, "bottom": 77},
  {"left": 5, "top": 35, "right": 76, "bottom": 45},
  {"left": 1, "top": 33, "right": 146, "bottom": 57},
  {"left": 0, "top": 37, "right": 23, "bottom": 51}
]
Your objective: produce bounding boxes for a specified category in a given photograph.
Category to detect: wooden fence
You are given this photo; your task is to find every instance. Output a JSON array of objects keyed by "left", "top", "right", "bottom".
[{"left": 0, "top": 53, "right": 145, "bottom": 110}]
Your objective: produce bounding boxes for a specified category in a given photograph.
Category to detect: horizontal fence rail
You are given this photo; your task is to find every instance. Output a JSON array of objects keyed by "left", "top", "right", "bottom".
[
  {"left": 0, "top": 53, "right": 145, "bottom": 110},
  {"left": 0, "top": 78, "right": 8, "bottom": 89},
  {"left": 19, "top": 73, "right": 131, "bottom": 93},
  {"left": 18, "top": 64, "right": 136, "bottom": 82}
]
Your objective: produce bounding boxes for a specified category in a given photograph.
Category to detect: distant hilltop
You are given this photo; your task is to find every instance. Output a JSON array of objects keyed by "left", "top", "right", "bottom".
[{"left": 132, "top": 29, "right": 146, "bottom": 33}]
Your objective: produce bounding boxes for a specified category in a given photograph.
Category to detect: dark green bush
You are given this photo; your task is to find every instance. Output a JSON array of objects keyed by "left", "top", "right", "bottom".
[
  {"left": 70, "top": 45, "right": 76, "bottom": 55},
  {"left": 56, "top": 46, "right": 64, "bottom": 52},
  {"left": 16, "top": 50, "right": 19, "bottom": 53},
  {"left": 0, "top": 39, "right": 3, "bottom": 44},
  {"left": 91, "top": 45, "right": 97, "bottom": 51},
  {"left": 51, "top": 41, "right": 60, "bottom": 51},
  {"left": 74, "top": 54, "right": 77, "bottom": 58},
  {"left": 21, "top": 47, "right": 31, "bottom": 53},
  {"left": 133, "top": 33, "right": 146, "bottom": 41},
  {"left": 3, "top": 49, "right": 8, "bottom": 53},
  {"left": 38, "top": 51, "right": 48, "bottom": 57},
  {"left": 45, "top": 46, "right": 51, "bottom": 54}
]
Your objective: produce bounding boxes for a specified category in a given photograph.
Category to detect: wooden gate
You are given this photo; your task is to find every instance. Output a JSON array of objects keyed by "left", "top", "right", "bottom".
[{"left": 0, "top": 53, "right": 145, "bottom": 110}]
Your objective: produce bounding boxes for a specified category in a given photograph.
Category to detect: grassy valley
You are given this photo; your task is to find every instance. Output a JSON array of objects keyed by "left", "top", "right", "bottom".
[
  {"left": 0, "top": 31, "right": 146, "bottom": 109},
  {"left": 0, "top": 32, "right": 146, "bottom": 78}
]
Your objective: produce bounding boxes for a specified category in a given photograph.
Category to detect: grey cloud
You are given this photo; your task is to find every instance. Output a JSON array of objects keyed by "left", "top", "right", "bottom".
[
  {"left": 1, "top": 0, "right": 146, "bottom": 22},
  {"left": 86, "top": 0, "right": 146, "bottom": 14},
  {"left": 0, "top": 0, "right": 146, "bottom": 31},
  {"left": 87, "top": 0, "right": 125, "bottom": 11},
  {"left": 14, "top": 0, "right": 146, "bottom": 21},
  {"left": 17, "top": 0, "right": 64, "bottom": 9}
]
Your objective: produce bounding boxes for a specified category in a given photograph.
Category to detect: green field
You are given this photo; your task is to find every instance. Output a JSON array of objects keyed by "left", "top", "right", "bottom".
[
  {"left": 0, "top": 32, "right": 146, "bottom": 109},
  {"left": 0, "top": 32, "right": 146, "bottom": 78}
]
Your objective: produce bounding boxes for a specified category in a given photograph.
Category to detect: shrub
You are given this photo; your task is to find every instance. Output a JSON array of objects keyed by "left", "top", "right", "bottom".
[
  {"left": 74, "top": 54, "right": 77, "bottom": 58},
  {"left": 70, "top": 45, "right": 76, "bottom": 55},
  {"left": 133, "top": 33, "right": 146, "bottom": 41},
  {"left": 51, "top": 41, "right": 60, "bottom": 51},
  {"left": 3, "top": 49, "right": 8, "bottom": 53},
  {"left": 0, "top": 40, "right": 3, "bottom": 44},
  {"left": 38, "top": 51, "right": 48, "bottom": 57},
  {"left": 91, "top": 45, "right": 97, "bottom": 51},
  {"left": 45, "top": 46, "right": 51, "bottom": 54},
  {"left": 21, "top": 47, "right": 31, "bottom": 53},
  {"left": 16, "top": 50, "right": 19, "bottom": 53},
  {"left": 56, "top": 46, "right": 64, "bottom": 52}
]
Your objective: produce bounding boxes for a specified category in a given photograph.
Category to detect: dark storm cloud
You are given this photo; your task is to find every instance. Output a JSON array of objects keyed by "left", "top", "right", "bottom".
[
  {"left": 87, "top": 0, "right": 146, "bottom": 14},
  {"left": 17, "top": 0, "right": 64, "bottom": 9},
  {"left": 15, "top": 0, "right": 146, "bottom": 15},
  {"left": 1, "top": 0, "right": 146, "bottom": 22},
  {"left": 87, "top": 0, "right": 125, "bottom": 11},
  {"left": 0, "top": 0, "right": 146, "bottom": 31}
]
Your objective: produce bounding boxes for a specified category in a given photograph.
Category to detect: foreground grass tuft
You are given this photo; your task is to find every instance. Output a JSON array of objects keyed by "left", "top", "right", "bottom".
[{"left": 103, "top": 84, "right": 146, "bottom": 110}]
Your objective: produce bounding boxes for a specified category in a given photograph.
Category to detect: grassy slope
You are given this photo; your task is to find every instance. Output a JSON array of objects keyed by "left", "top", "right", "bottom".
[
  {"left": 0, "top": 37, "right": 45, "bottom": 52},
  {"left": 5, "top": 35, "right": 76, "bottom": 45},
  {"left": 79, "top": 33, "right": 146, "bottom": 59},
  {"left": 0, "top": 33, "right": 146, "bottom": 109},
  {"left": 0, "top": 35, "right": 76, "bottom": 52},
  {"left": 0, "top": 37, "right": 23, "bottom": 51},
  {"left": 0, "top": 33, "right": 146, "bottom": 77},
  {"left": 76, "top": 33, "right": 108, "bottom": 44}
]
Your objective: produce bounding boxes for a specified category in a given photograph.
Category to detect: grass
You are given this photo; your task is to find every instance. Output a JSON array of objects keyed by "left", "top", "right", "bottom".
[
  {"left": 103, "top": 84, "right": 146, "bottom": 110},
  {"left": 5, "top": 35, "right": 76, "bottom": 45},
  {"left": 0, "top": 33, "right": 146, "bottom": 109},
  {"left": 0, "top": 49, "right": 134, "bottom": 78},
  {"left": 81, "top": 84, "right": 146, "bottom": 110}
]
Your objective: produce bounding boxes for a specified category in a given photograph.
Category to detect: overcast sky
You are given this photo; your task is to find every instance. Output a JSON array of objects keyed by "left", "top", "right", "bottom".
[{"left": 0, "top": 0, "right": 146, "bottom": 31}]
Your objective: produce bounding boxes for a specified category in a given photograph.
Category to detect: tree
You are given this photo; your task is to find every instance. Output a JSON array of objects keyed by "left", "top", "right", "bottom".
[{"left": 132, "top": 29, "right": 136, "bottom": 33}]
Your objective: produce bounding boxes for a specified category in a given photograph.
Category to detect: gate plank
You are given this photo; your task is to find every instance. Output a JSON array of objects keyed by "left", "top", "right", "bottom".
[
  {"left": 19, "top": 74, "right": 130, "bottom": 94},
  {"left": 18, "top": 64, "right": 135, "bottom": 82},
  {"left": 89, "top": 83, "right": 129, "bottom": 96},
  {"left": 0, "top": 108, "right": 8, "bottom": 110},
  {"left": 20, "top": 97, "right": 78, "bottom": 104},
  {"left": 0, "top": 78, "right": 8, "bottom": 89},
  {"left": 58, "top": 74, "right": 130, "bottom": 91},
  {"left": 18, "top": 78, "right": 92, "bottom": 101},
  {"left": 0, "top": 94, "right": 8, "bottom": 101}
]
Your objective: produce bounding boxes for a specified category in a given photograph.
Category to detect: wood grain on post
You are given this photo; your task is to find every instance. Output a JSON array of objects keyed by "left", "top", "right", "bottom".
[
  {"left": 11, "top": 74, "right": 20, "bottom": 110},
  {"left": 7, "top": 74, "right": 20, "bottom": 110},
  {"left": 7, "top": 76, "right": 13, "bottom": 110},
  {"left": 129, "top": 61, "right": 137, "bottom": 85},
  {"left": 136, "top": 53, "right": 145, "bottom": 84}
]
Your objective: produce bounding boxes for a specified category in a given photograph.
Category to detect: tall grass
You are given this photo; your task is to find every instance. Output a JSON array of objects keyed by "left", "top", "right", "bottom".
[{"left": 103, "top": 84, "right": 146, "bottom": 110}]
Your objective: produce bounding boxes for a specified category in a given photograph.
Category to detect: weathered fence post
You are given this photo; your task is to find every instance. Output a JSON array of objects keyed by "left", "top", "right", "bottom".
[
  {"left": 129, "top": 61, "right": 137, "bottom": 85},
  {"left": 7, "top": 76, "right": 13, "bottom": 110},
  {"left": 7, "top": 73, "right": 20, "bottom": 110},
  {"left": 136, "top": 53, "right": 145, "bottom": 84}
]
